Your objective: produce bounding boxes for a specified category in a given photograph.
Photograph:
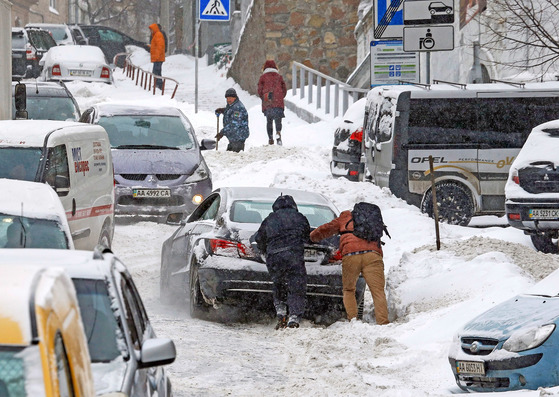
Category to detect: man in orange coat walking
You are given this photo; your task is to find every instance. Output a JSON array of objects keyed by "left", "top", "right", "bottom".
[{"left": 149, "top": 23, "right": 165, "bottom": 89}]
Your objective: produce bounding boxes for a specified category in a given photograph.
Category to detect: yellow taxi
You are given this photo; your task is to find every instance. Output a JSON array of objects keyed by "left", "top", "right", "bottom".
[{"left": 0, "top": 265, "right": 95, "bottom": 396}]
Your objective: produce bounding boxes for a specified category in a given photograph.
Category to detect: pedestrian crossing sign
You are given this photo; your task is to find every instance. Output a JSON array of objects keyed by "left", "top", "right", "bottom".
[{"left": 200, "top": 0, "right": 230, "bottom": 21}]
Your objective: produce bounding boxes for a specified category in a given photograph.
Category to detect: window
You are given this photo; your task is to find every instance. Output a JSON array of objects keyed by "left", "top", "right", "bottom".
[
  {"left": 50, "top": 0, "right": 57, "bottom": 9},
  {"left": 44, "top": 145, "right": 70, "bottom": 195}
]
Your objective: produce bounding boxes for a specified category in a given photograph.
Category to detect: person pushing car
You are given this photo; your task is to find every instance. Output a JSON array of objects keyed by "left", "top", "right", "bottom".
[{"left": 254, "top": 195, "right": 310, "bottom": 329}]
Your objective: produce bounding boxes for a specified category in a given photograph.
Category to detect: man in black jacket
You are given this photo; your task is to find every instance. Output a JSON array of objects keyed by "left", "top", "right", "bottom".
[{"left": 254, "top": 195, "right": 310, "bottom": 329}]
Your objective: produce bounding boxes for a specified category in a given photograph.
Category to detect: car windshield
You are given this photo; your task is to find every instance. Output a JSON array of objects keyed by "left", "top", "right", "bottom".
[
  {"left": 230, "top": 200, "right": 336, "bottom": 227},
  {"left": 0, "top": 147, "right": 42, "bottom": 181},
  {"left": 12, "top": 97, "right": 78, "bottom": 121},
  {"left": 0, "top": 345, "right": 45, "bottom": 397},
  {"left": 73, "top": 279, "right": 123, "bottom": 363},
  {"left": 0, "top": 215, "right": 69, "bottom": 249},
  {"left": 98, "top": 115, "right": 195, "bottom": 149},
  {"left": 44, "top": 26, "right": 68, "bottom": 42}
]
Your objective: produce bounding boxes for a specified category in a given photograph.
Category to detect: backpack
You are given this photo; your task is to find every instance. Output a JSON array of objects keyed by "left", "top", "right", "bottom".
[{"left": 344, "top": 202, "right": 390, "bottom": 243}]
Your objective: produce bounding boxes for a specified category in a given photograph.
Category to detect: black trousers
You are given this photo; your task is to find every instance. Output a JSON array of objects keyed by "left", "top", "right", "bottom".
[{"left": 266, "top": 250, "right": 307, "bottom": 318}]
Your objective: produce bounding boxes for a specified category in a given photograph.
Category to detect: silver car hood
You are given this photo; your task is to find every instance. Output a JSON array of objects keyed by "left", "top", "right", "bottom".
[
  {"left": 112, "top": 148, "right": 201, "bottom": 175},
  {"left": 460, "top": 295, "right": 559, "bottom": 340},
  {"left": 91, "top": 359, "right": 127, "bottom": 394}
]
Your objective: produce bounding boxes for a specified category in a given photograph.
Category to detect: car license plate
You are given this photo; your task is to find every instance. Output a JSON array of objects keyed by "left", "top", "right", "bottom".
[
  {"left": 456, "top": 361, "right": 485, "bottom": 375},
  {"left": 69, "top": 69, "right": 92, "bottom": 77},
  {"left": 529, "top": 209, "right": 559, "bottom": 219},
  {"left": 12, "top": 53, "right": 23, "bottom": 59},
  {"left": 133, "top": 189, "right": 171, "bottom": 198}
]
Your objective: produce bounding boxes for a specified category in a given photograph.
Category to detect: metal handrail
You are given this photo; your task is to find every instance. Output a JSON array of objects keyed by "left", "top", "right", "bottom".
[
  {"left": 291, "top": 61, "right": 369, "bottom": 117},
  {"left": 113, "top": 53, "right": 180, "bottom": 99}
]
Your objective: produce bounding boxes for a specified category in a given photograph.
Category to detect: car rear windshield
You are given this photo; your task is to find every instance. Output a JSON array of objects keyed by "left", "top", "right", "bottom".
[
  {"left": 12, "top": 97, "right": 78, "bottom": 121},
  {"left": 230, "top": 200, "right": 336, "bottom": 227},
  {"left": 0, "top": 215, "right": 69, "bottom": 249},
  {"left": 0, "top": 147, "right": 42, "bottom": 181},
  {"left": 73, "top": 279, "right": 123, "bottom": 363},
  {"left": 11, "top": 33, "right": 26, "bottom": 49},
  {"left": 99, "top": 115, "right": 195, "bottom": 149}
]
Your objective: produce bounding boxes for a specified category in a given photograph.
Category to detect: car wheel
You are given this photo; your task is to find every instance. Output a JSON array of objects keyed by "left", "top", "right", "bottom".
[
  {"left": 421, "top": 182, "right": 474, "bottom": 226},
  {"left": 189, "top": 265, "right": 208, "bottom": 318},
  {"left": 530, "top": 233, "right": 559, "bottom": 254},
  {"left": 445, "top": 8, "right": 452, "bottom": 13},
  {"left": 430, "top": 9, "right": 436, "bottom": 14}
]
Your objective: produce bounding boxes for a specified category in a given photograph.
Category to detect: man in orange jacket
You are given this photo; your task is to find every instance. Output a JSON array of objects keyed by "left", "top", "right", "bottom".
[{"left": 149, "top": 23, "right": 165, "bottom": 89}]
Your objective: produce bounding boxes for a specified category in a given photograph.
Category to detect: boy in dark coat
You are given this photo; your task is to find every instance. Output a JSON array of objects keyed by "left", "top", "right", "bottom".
[
  {"left": 257, "top": 60, "right": 287, "bottom": 145},
  {"left": 215, "top": 88, "right": 250, "bottom": 152},
  {"left": 254, "top": 195, "right": 311, "bottom": 329}
]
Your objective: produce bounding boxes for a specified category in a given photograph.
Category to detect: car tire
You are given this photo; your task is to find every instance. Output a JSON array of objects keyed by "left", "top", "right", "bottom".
[
  {"left": 530, "top": 233, "right": 559, "bottom": 254},
  {"left": 421, "top": 182, "right": 474, "bottom": 226},
  {"left": 430, "top": 9, "right": 436, "bottom": 14},
  {"left": 189, "top": 265, "right": 208, "bottom": 318}
]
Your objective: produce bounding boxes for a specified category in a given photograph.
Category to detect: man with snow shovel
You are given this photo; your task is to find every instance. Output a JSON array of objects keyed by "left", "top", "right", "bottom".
[{"left": 214, "top": 88, "right": 250, "bottom": 152}]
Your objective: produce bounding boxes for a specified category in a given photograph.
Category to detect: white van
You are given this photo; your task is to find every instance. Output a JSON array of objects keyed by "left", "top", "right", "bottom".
[
  {"left": 0, "top": 120, "right": 114, "bottom": 249},
  {"left": 363, "top": 81, "right": 559, "bottom": 226}
]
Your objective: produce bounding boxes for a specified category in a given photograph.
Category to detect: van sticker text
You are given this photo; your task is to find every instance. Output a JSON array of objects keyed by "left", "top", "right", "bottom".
[
  {"left": 72, "top": 146, "right": 90, "bottom": 176},
  {"left": 411, "top": 156, "right": 448, "bottom": 164}
]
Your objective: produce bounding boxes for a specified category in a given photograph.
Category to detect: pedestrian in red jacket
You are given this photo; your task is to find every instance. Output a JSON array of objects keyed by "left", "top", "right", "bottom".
[{"left": 257, "top": 60, "right": 287, "bottom": 145}]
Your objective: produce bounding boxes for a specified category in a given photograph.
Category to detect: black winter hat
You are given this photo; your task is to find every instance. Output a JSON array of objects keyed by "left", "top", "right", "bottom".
[{"left": 225, "top": 88, "right": 237, "bottom": 98}]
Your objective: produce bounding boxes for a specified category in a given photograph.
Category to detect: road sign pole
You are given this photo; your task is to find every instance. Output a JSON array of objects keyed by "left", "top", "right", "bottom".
[
  {"left": 195, "top": 2, "right": 199, "bottom": 113},
  {"left": 426, "top": 52, "right": 430, "bottom": 84}
]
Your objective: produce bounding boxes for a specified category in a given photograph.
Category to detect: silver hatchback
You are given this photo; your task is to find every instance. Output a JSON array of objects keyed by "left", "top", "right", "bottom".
[{"left": 80, "top": 103, "right": 215, "bottom": 223}]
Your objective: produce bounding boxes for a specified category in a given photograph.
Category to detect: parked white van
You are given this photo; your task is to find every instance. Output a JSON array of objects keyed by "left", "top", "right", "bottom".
[{"left": 0, "top": 120, "right": 114, "bottom": 249}]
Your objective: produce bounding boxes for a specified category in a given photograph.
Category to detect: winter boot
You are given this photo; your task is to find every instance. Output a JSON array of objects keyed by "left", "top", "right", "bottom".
[
  {"left": 268, "top": 138, "right": 274, "bottom": 145},
  {"left": 275, "top": 315, "right": 287, "bottom": 330},
  {"left": 275, "top": 131, "right": 282, "bottom": 146},
  {"left": 287, "top": 315, "right": 300, "bottom": 328}
]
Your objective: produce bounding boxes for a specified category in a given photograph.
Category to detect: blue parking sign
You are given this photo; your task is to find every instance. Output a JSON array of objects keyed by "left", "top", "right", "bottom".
[{"left": 200, "top": 0, "right": 230, "bottom": 21}]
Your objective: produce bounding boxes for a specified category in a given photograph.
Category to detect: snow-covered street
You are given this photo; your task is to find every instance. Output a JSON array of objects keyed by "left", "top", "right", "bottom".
[{"left": 67, "top": 50, "right": 559, "bottom": 396}]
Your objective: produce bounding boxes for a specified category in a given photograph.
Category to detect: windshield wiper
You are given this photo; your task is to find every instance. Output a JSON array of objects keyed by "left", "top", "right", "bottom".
[{"left": 114, "top": 145, "right": 179, "bottom": 150}]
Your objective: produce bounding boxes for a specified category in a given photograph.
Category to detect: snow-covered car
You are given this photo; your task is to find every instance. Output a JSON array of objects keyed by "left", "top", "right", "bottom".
[
  {"left": 11, "top": 27, "right": 57, "bottom": 79},
  {"left": 505, "top": 120, "right": 559, "bottom": 253},
  {"left": 25, "top": 23, "right": 77, "bottom": 46},
  {"left": 11, "top": 81, "right": 81, "bottom": 121},
  {"left": 0, "top": 178, "right": 73, "bottom": 249},
  {"left": 80, "top": 103, "right": 215, "bottom": 223},
  {"left": 448, "top": 267, "right": 559, "bottom": 391},
  {"left": 39, "top": 45, "right": 113, "bottom": 84},
  {"left": 330, "top": 98, "right": 366, "bottom": 182},
  {"left": 0, "top": 248, "right": 176, "bottom": 397},
  {"left": 160, "top": 186, "right": 366, "bottom": 322}
]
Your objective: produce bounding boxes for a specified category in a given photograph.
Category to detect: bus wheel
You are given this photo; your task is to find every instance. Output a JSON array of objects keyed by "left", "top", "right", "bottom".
[
  {"left": 421, "top": 182, "right": 474, "bottom": 226},
  {"left": 530, "top": 233, "right": 559, "bottom": 254}
]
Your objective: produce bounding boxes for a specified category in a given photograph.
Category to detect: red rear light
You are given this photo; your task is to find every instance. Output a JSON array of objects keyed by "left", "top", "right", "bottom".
[
  {"left": 329, "top": 249, "right": 343, "bottom": 262},
  {"left": 508, "top": 213, "right": 521, "bottom": 221},
  {"left": 512, "top": 175, "right": 520, "bottom": 184},
  {"left": 210, "top": 238, "right": 250, "bottom": 257},
  {"left": 52, "top": 64, "right": 61, "bottom": 76},
  {"left": 26, "top": 44, "right": 36, "bottom": 60},
  {"left": 349, "top": 128, "right": 363, "bottom": 142},
  {"left": 349, "top": 170, "right": 359, "bottom": 176},
  {"left": 101, "top": 67, "right": 110, "bottom": 79}
]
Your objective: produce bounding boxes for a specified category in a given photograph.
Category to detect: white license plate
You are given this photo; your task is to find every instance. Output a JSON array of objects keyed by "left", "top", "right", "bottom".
[
  {"left": 457, "top": 361, "right": 485, "bottom": 375},
  {"left": 133, "top": 189, "right": 171, "bottom": 198},
  {"left": 70, "top": 69, "right": 92, "bottom": 77},
  {"left": 529, "top": 209, "right": 559, "bottom": 219}
]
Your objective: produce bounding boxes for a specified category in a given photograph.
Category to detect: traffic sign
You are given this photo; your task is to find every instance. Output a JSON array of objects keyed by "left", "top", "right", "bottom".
[
  {"left": 199, "top": 0, "right": 230, "bottom": 21},
  {"left": 374, "top": 0, "right": 404, "bottom": 39},
  {"left": 403, "top": 26, "right": 454, "bottom": 52},
  {"left": 370, "top": 40, "right": 419, "bottom": 86},
  {"left": 404, "top": 0, "right": 454, "bottom": 25}
]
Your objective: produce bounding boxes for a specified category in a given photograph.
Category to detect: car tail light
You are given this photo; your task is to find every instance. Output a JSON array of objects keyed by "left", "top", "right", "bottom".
[
  {"left": 349, "top": 128, "right": 363, "bottom": 142},
  {"left": 210, "top": 238, "right": 251, "bottom": 258},
  {"left": 52, "top": 64, "right": 61, "bottom": 76},
  {"left": 349, "top": 170, "right": 359, "bottom": 176},
  {"left": 25, "top": 43, "right": 36, "bottom": 60},
  {"left": 101, "top": 67, "right": 110, "bottom": 79},
  {"left": 329, "top": 249, "right": 343, "bottom": 263},
  {"left": 508, "top": 213, "right": 521, "bottom": 221},
  {"left": 511, "top": 170, "right": 520, "bottom": 184}
]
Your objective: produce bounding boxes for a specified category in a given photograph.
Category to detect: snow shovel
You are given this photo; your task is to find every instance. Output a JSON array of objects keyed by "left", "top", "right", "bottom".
[{"left": 216, "top": 114, "right": 220, "bottom": 151}]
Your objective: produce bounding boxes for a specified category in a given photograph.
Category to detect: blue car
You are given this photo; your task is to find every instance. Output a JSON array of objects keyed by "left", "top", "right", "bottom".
[{"left": 448, "top": 270, "right": 559, "bottom": 392}]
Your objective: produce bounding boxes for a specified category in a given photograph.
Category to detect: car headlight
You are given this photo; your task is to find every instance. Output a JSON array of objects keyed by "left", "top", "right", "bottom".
[
  {"left": 503, "top": 324, "right": 555, "bottom": 352},
  {"left": 185, "top": 160, "right": 211, "bottom": 183}
]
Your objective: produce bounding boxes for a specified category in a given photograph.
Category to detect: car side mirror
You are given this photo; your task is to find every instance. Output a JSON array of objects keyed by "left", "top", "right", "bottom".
[
  {"left": 200, "top": 139, "right": 216, "bottom": 151},
  {"left": 14, "top": 83, "right": 28, "bottom": 120},
  {"left": 139, "top": 338, "right": 176, "bottom": 369}
]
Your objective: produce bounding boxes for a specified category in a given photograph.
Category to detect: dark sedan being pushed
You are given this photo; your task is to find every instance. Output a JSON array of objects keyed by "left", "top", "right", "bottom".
[{"left": 160, "top": 186, "right": 366, "bottom": 323}]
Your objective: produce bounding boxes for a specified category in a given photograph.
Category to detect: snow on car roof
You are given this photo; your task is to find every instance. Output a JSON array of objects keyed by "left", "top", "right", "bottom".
[
  {"left": 93, "top": 102, "right": 183, "bottom": 117},
  {"left": 44, "top": 45, "right": 107, "bottom": 64},
  {"left": 510, "top": 120, "right": 559, "bottom": 168},
  {"left": 0, "top": 249, "right": 114, "bottom": 280},
  {"left": 0, "top": 179, "right": 67, "bottom": 221},
  {"left": 221, "top": 186, "right": 336, "bottom": 207},
  {"left": 0, "top": 120, "right": 106, "bottom": 147}
]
